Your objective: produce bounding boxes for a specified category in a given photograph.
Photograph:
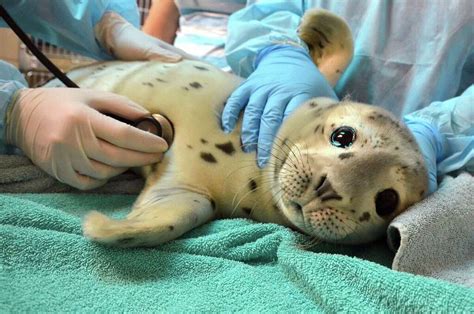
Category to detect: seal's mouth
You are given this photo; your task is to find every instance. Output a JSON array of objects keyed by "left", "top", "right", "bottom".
[
  {"left": 303, "top": 207, "right": 358, "bottom": 241},
  {"left": 280, "top": 194, "right": 359, "bottom": 241}
]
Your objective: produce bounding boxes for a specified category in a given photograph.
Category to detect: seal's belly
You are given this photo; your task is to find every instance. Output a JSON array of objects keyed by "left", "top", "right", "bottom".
[{"left": 62, "top": 60, "right": 278, "bottom": 221}]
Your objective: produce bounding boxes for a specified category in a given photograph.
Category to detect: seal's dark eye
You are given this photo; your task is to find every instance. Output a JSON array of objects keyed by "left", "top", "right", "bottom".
[
  {"left": 330, "top": 126, "right": 356, "bottom": 148},
  {"left": 375, "top": 189, "right": 399, "bottom": 217}
]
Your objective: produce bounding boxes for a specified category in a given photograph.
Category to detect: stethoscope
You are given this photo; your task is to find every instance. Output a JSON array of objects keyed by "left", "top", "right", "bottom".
[{"left": 0, "top": 5, "right": 174, "bottom": 146}]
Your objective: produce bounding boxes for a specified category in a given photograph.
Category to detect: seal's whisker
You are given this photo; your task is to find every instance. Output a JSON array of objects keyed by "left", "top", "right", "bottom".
[
  {"left": 274, "top": 134, "right": 301, "bottom": 166},
  {"left": 230, "top": 171, "right": 278, "bottom": 212},
  {"left": 240, "top": 141, "right": 288, "bottom": 165},
  {"left": 272, "top": 135, "right": 300, "bottom": 166}
]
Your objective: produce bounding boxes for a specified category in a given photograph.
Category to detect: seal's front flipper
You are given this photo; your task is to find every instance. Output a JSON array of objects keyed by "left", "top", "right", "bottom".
[{"left": 82, "top": 187, "right": 216, "bottom": 247}]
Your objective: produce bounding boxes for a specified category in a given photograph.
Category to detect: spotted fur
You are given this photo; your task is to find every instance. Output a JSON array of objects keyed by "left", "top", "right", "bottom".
[{"left": 46, "top": 9, "right": 428, "bottom": 248}]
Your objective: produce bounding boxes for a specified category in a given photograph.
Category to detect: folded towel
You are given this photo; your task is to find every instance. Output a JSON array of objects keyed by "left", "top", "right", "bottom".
[
  {"left": 388, "top": 172, "right": 474, "bottom": 287},
  {"left": 1, "top": 193, "right": 473, "bottom": 312},
  {"left": 0, "top": 155, "right": 144, "bottom": 194}
]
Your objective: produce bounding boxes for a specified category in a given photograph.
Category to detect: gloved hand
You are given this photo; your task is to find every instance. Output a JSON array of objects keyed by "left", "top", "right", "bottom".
[
  {"left": 6, "top": 88, "right": 168, "bottom": 190},
  {"left": 404, "top": 117, "right": 446, "bottom": 194},
  {"left": 95, "top": 11, "right": 196, "bottom": 62},
  {"left": 222, "top": 45, "right": 337, "bottom": 167}
]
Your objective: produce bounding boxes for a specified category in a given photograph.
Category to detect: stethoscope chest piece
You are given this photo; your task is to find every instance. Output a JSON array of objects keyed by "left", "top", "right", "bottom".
[{"left": 135, "top": 114, "right": 174, "bottom": 147}]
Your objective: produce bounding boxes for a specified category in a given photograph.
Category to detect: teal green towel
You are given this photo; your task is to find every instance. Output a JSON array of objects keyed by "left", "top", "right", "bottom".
[{"left": 1, "top": 193, "right": 473, "bottom": 312}]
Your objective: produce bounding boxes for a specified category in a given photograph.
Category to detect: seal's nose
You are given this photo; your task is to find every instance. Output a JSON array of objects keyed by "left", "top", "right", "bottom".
[{"left": 315, "top": 176, "right": 343, "bottom": 202}]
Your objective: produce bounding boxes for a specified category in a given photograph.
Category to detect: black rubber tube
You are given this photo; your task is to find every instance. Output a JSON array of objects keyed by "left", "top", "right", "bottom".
[{"left": 0, "top": 5, "right": 79, "bottom": 88}]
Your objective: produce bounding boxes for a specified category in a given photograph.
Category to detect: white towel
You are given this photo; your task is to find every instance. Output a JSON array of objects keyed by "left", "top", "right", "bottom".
[{"left": 388, "top": 173, "right": 474, "bottom": 287}]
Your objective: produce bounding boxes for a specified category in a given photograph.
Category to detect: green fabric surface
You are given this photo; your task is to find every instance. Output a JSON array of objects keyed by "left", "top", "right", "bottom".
[{"left": 1, "top": 193, "right": 473, "bottom": 312}]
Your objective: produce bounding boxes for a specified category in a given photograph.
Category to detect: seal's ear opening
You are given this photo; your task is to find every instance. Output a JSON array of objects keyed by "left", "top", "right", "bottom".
[{"left": 298, "top": 9, "right": 354, "bottom": 87}]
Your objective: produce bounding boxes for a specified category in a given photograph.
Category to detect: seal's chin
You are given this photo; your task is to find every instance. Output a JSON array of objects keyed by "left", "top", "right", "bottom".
[{"left": 279, "top": 197, "right": 359, "bottom": 242}]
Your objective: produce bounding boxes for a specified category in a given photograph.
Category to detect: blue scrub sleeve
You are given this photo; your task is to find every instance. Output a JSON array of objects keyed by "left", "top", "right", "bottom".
[
  {"left": 0, "top": 61, "right": 27, "bottom": 154},
  {"left": 0, "top": 0, "right": 140, "bottom": 60},
  {"left": 225, "top": 1, "right": 307, "bottom": 77},
  {"left": 404, "top": 85, "right": 474, "bottom": 177}
]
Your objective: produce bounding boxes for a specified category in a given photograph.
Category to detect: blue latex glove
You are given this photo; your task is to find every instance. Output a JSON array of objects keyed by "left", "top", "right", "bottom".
[
  {"left": 404, "top": 117, "right": 446, "bottom": 195},
  {"left": 222, "top": 45, "right": 337, "bottom": 167}
]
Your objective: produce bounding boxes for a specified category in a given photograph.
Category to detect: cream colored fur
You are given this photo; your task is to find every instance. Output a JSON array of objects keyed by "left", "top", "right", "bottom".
[{"left": 46, "top": 9, "right": 427, "bottom": 247}]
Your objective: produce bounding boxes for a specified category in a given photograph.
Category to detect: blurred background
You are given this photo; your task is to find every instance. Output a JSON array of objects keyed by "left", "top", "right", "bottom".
[{"left": 0, "top": 0, "right": 152, "bottom": 87}]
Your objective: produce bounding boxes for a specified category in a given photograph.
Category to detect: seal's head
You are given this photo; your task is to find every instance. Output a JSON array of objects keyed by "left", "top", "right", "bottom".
[{"left": 269, "top": 98, "right": 428, "bottom": 244}]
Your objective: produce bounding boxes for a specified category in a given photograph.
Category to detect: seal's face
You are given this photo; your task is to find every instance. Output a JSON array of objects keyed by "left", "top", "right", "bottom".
[{"left": 269, "top": 98, "right": 428, "bottom": 244}]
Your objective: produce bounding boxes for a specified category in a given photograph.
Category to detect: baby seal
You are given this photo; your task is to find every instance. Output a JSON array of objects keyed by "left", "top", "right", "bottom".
[
  {"left": 46, "top": 9, "right": 428, "bottom": 247},
  {"left": 68, "top": 59, "right": 427, "bottom": 247}
]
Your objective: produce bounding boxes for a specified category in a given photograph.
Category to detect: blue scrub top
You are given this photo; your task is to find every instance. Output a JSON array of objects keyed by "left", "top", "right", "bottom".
[
  {"left": 0, "top": 0, "right": 140, "bottom": 153},
  {"left": 225, "top": 0, "right": 474, "bottom": 177}
]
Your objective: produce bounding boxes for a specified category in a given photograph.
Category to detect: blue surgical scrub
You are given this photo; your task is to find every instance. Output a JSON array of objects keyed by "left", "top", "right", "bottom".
[
  {"left": 0, "top": 0, "right": 140, "bottom": 153},
  {"left": 225, "top": 0, "right": 473, "bottom": 177}
]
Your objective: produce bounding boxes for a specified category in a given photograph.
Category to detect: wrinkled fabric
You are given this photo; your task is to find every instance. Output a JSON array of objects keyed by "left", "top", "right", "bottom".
[
  {"left": 0, "top": 61, "right": 26, "bottom": 154},
  {"left": 0, "top": 0, "right": 140, "bottom": 153},
  {"left": 173, "top": 0, "right": 246, "bottom": 70},
  {"left": 0, "top": 0, "right": 139, "bottom": 60},
  {"left": 226, "top": 0, "right": 474, "bottom": 178}
]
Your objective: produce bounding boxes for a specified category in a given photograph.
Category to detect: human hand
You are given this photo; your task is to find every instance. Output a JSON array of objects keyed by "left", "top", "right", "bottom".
[
  {"left": 404, "top": 117, "right": 445, "bottom": 194},
  {"left": 221, "top": 45, "right": 337, "bottom": 167},
  {"left": 95, "top": 11, "right": 195, "bottom": 62},
  {"left": 6, "top": 88, "right": 168, "bottom": 190}
]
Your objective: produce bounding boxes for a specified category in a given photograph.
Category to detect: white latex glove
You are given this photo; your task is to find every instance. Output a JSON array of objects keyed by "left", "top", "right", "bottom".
[
  {"left": 6, "top": 88, "right": 168, "bottom": 190},
  {"left": 95, "top": 11, "right": 196, "bottom": 62}
]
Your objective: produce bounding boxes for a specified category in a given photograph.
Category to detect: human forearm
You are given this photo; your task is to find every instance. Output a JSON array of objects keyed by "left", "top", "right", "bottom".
[
  {"left": 404, "top": 85, "right": 474, "bottom": 193},
  {"left": 142, "top": 0, "right": 180, "bottom": 44}
]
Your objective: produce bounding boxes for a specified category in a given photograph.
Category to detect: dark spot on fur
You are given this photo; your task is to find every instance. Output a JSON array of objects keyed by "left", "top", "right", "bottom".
[
  {"left": 168, "top": 226, "right": 174, "bottom": 231},
  {"left": 142, "top": 82, "right": 154, "bottom": 87},
  {"left": 249, "top": 179, "right": 258, "bottom": 192},
  {"left": 368, "top": 116, "right": 376, "bottom": 120},
  {"left": 155, "top": 78, "right": 167, "bottom": 83},
  {"left": 189, "top": 82, "right": 202, "bottom": 89},
  {"left": 200, "top": 138, "right": 208, "bottom": 144},
  {"left": 309, "top": 101, "right": 318, "bottom": 108},
  {"left": 339, "top": 152, "right": 354, "bottom": 160},
  {"left": 182, "top": 87, "right": 189, "bottom": 91},
  {"left": 359, "top": 212, "right": 371, "bottom": 222},
  {"left": 321, "top": 126, "right": 325, "bottom": 134},
  {"left": 273, "top": 205, "right": 280, "bottom": 211},
  {"left": 336, "top": 69, "right": 341, "bottom": 73},
  {"left": 215, "top": 141, "right": 236, "bottom": 155},
  {"left": 350, "top": 209, "right": 356, "bottom": 213},
  {"left": 187, "top": 145, "right": 193, "bottom": 149},
  {"left": 200, "top": 152, "right": 217, "bottom": 163},
  {"left": 314, "top": 125, "right": 321, "bottom": 133},
  {"left": 193, "top": 199, "right": 200, "bottom": 203},
  {"left": 118, "top": 238, "right": 135, "bottom": 245},
  {"left": 330, "top": 123, "right": 335, "bottom": 128},
  {"left": 395, "top": 146, "right": 399, "bottom": 150},
  {"left": 419, "top": 190, "right": 425, "bottom": 197},
  {"left": 194, "top": 65, "right": 209, "bottom": 71},
  {"left": 242, "top": 207, "right": 252, "bottom": 215},
  {"left": 210, "top": 199, "right": 216, "bottom": 211},
  {"left": 311, "top": 27, "right": 331, "bottom": 44}
]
